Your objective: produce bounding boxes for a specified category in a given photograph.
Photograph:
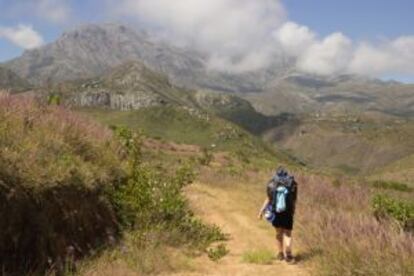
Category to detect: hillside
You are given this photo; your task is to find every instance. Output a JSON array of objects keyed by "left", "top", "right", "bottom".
[
  {"left": 42, "top": 60, "right": 294, "bottom": 138},
  {"left": 264, "top": 111, "right": 414, "bottom": 174},
  {"left": 0, "top": 66, "right": 31, "bottom": 92},
  {"left": 45, "top": 61, "right": 200, "bottom": 110},
  {"left": 244, "top": 73, "right": 414, "bottom": 117}
]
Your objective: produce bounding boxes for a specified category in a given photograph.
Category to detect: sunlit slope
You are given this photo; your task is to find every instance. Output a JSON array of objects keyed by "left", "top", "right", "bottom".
[{"left": 264, "top": 111, "right": 414, "bottom": 174}]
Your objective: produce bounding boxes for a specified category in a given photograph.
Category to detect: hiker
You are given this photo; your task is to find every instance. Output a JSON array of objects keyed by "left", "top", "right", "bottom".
[{"left": 258, "top": 167, "right": 298, "bottom": 263}]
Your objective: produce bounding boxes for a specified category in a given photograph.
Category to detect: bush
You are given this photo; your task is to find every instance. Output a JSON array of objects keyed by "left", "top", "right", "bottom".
[
  {"left": 198, "top": 147, "right": 213, "bottom": 166},
  {"left": 370, "top": 180, "right": 412, "bottom": 192},
  {"left": 207, "top": 244, "right": 229, "bottom": 262},
  {"left": 109, "top": 126, "right": 226, "bottom": 248},
  {"left": 372, "top": 194, "right": 414, "bottom": 231}
]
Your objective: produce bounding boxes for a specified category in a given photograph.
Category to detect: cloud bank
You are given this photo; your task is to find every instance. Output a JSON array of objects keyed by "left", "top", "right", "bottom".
[
  {"left": 275, "top": 21, "right": 414, "bottom": 77},
  {"left": 109, "top": 0, "right": 414, "bottom": 78},
  {"left": 1, "top": 0, "right": 413, "bottom": 78},
  {"left": 0, "top": 25, "right": 44, "bottom": 49},
  {"left": 112, "top": 0, "right": 287, "bottom": 72}
]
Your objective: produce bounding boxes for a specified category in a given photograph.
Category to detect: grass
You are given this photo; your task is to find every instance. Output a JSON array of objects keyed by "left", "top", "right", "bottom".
[
  {"left": 0, "top": 93, "right": 125, "bottom": 273},
  {"left": 0, "top": 94, "right": 226, "bottom": 275},
  {"left": 271, "top": 113, "right": 414, "bottom": 175},
  {"left": 78, "top": 106, "right": 296, "bottom": 171},
  {"left": 294, "top": 173, "right": 414, "bottom": 276},
  {"left": 241, "top": 249, "right": 274, "bottom": 265},
  {"left": 370, "top": 180, "right": 413, "bottom": 192}
]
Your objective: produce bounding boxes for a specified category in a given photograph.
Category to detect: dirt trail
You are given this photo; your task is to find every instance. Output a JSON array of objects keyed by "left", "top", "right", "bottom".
[{"left": 167, "top": 182, "right": 309, "bottom": 276}]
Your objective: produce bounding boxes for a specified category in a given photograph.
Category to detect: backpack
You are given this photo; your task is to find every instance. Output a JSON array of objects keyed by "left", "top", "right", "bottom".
[{"left": 271, "top": 172, "right": 294, "bottom": 213}]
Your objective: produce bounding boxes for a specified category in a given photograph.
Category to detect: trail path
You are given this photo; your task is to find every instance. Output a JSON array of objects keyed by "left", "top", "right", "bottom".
[{"left": 167, "top": 182, "right": 309, "bottom": 276}]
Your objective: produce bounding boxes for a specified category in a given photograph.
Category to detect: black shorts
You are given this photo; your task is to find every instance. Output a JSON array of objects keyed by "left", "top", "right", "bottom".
[{"left": 272, "top": 211, "right": 294, "bottom": 230}]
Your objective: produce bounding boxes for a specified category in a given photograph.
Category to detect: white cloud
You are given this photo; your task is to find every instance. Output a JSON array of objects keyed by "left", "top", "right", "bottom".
[
  {"left": 0, "top": 25, "right": 44, "bottom": 49},
  {"left": 349, "top": 36, "right": 414, "bottom": 77},
  {"left": 274, "top": 21, "right": 316, "bottom": 57},
  {"left": 111, "top": 0, "right": 286, "bottom": 72},
  {"left": 297, "top": 33, "right": 353, "bottom": 75},
  {"left": 273, "top": 21, "right": 414, "bottom": 77}
]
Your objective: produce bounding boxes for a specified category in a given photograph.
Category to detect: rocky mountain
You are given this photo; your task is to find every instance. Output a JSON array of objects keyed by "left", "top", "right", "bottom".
[
  {"left": 5, "top": 23, "right": 289, "bottom": 93},
  {"left": 44, "top": 60, "right": 292, "bottom": 135},
  {"left": 3, "top": 22, "right": 413, "bottom": 117},
  {"left": 45, "top": 60, "right": 200, "bottom": 110},
  {"left": 0, "top": 66, "right": 31, "bottom": 92}
]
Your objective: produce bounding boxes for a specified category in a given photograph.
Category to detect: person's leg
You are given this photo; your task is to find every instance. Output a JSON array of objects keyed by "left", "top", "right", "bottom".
[
  {"left": 283, "top": 229, "right": 294, "bottom": 261},
  {"left": 275, "top": 227, "right": 284, "bottom": 259}
]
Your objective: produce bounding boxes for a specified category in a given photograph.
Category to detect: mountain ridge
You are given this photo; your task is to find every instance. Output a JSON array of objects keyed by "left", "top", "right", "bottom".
[{"left": 5, "top": 23, "right": 289, "bottom": 93}]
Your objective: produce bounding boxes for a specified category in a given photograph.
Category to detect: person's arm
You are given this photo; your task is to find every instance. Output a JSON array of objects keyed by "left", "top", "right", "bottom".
[
  {"left": 258, "top": 198, "right": 270, "bottom": 219},
  {"left": 292, "top": 180, "right": 298, "bottom": 216}
]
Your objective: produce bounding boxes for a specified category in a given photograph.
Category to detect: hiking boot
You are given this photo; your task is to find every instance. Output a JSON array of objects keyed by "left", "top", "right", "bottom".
[
  {"left": 276, "top": 252, "right": 284, "bottom": 261},
  {"left": 285, "top": 254, "right": 295, "bottom": 264}
]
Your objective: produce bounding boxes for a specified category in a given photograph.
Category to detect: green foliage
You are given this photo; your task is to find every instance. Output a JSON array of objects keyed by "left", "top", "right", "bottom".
[
  {"left": 0, "top": 97, "right": 225, "bottom": 274},
  {"left": 47, "top": 94, "right": 61, "bottom": 105},
  {"left": 370, "top": 180, "right": 412, "bottom": 192},
  {"left": 108, "top": 126, "right": 226, "bottom": 250},
  {"left": 78, "top": 106, "right": 278, "bottom": 165},
  {"left": 199, "top": 147, "right": 213, "bottom": 166},
  {"left": 241, "top": 249, "right": 274, "bottom": 265},
  {"left": 372, "top": 194, "right": 414, "bottom": 231},
  {"left": 207, "top": 244, "right": 229, "bottom": 262}
]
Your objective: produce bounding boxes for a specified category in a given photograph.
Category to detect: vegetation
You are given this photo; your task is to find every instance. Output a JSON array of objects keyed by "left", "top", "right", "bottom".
[
  {"left": 373, "top": 194, "right": 414, "bottom": 231},
  {"left": 0, "top": 94, "right": 125, "bottom": 273},
  {"left": 0, "top": 94, "right": 225, "bottom": 274},
  {"left": 295, "top": 173, "right": 414, "bottom": 276},
  {"left": 370, "top": 180, "right": 413, "bottom": 192},
  {"left": 207, "top": 244, "right": 229, "bottom": 262},
  {"left": 241, "top": 249, "right": 274, "bottom": 265},
  {"left": 78, "top": 106, "right": 292, "bottom": 170},
  {"left": 270, "top": 113, "right": 414, "bottom": 175},
  {"left": 109, "top": 126, "right": 226, "bottom": 247}
]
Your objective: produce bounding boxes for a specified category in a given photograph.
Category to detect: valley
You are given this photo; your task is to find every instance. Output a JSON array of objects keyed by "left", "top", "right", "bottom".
[{"left": 0, "top": 21, "right": 413, "bottom": 276}]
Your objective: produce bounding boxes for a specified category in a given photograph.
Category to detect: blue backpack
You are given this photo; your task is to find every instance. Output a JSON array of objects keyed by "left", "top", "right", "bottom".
[
  {"left": 271, "top": 171, "right": 293, "bottom": 213},
  {"left": 274, "top": 185, "right": 289, "bottom": 213}
]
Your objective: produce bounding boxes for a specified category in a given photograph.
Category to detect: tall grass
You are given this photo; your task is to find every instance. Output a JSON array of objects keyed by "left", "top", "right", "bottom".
[
  {"left": 295, "top": 174, "right": 414, "bottom": 275},
  {"left": 0, "top": 93, "right": 126, "bottom": 273},
  {"left": 0, "top": 94, "right": 225, "bottom": 274}
]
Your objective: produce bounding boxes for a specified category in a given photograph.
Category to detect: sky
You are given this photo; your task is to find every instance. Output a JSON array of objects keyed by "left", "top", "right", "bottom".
[{"left": 0, "top": 0, "right": 413, "bottom": 82}]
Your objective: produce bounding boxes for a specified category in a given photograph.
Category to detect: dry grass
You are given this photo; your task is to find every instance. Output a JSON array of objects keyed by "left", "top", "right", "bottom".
[
  {"left": 295, "top": 174, "right": 414, "bottom": 276},
  {"left": 0, "top": 93, "right": 126, "bottom": 273}
]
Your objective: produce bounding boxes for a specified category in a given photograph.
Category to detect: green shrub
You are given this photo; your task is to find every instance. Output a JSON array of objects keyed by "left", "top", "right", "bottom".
[
  {"left": 372, "top": 194, "right": 414, "bottom": 231},
  {"left": 47, "top": 94, "right": 61, "bottom": 105},
  {"left": 370, "top": 180, "right": 412, "bottom": 192},
  {"left": 199, "top": 147, "right": 213, "bottom": 166},
  {"left": 109, "top": 126, "right": 226, "bottom": 249},
  {"left": 207, "top": 244, "right": 229, "bottom": 262}
]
